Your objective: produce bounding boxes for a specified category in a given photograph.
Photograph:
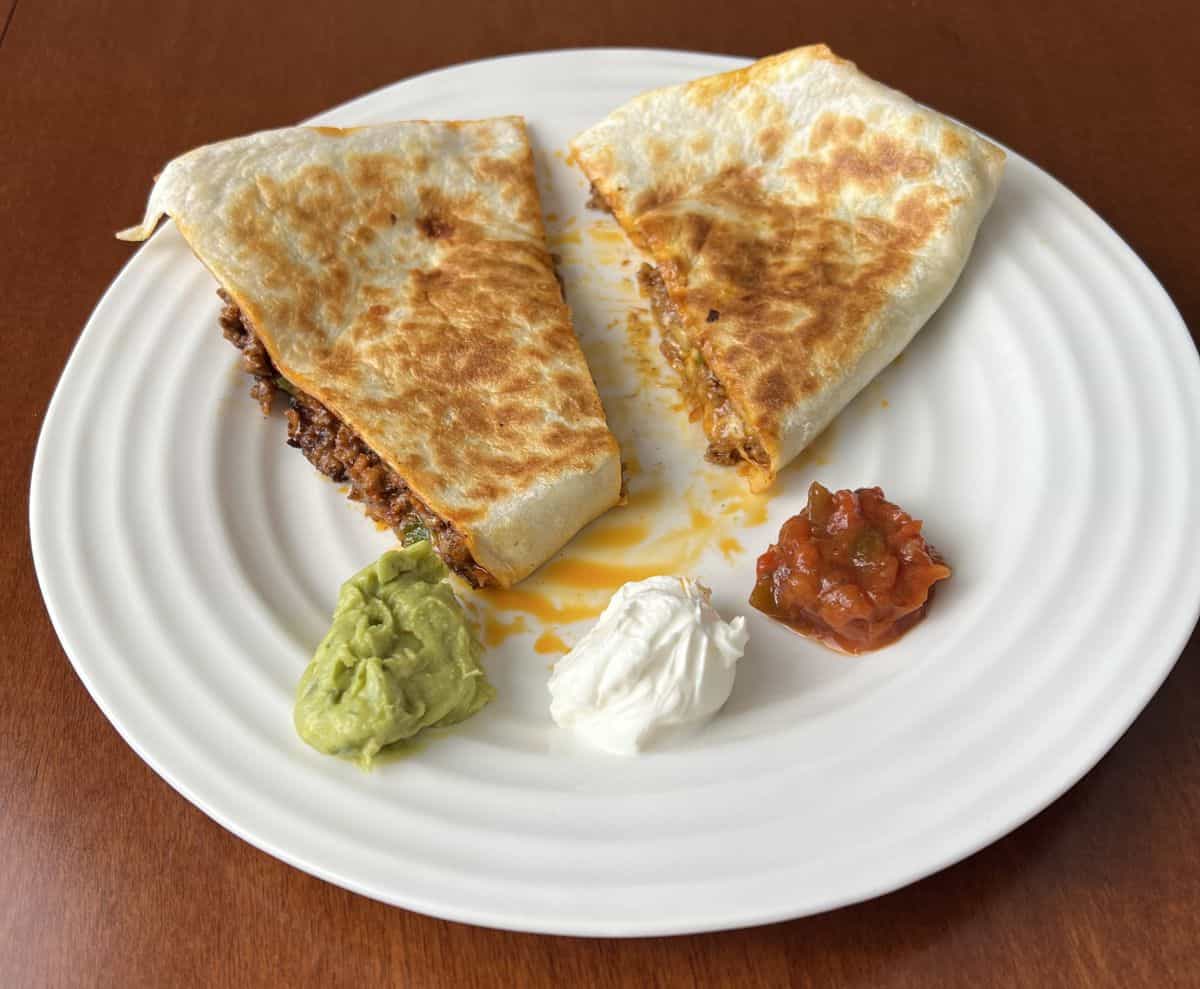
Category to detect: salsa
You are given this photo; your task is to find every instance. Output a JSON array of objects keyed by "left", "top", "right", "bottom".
[{"left": 750, "top": 482, "right": 950, "bottom": 653}]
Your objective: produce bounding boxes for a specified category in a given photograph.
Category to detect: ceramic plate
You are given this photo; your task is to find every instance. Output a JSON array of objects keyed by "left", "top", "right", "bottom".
[{"left": 30, "top": 50, "right": 1200, "bottom": 936}]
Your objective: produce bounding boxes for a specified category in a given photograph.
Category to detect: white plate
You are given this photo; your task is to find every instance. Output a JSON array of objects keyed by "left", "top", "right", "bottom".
[{"left": 31, "top": 49, "right": 1200, "bottom": 936}]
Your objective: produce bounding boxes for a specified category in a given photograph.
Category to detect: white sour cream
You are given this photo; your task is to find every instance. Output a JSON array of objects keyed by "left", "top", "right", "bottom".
[{"left": 548, "top": 576, "right": 748, "bottom": 755}]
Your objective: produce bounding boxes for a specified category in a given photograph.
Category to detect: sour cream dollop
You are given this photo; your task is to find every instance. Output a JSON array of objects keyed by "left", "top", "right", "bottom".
[{"left": 548, "top": 576, "right": 748, "bottom": 755}]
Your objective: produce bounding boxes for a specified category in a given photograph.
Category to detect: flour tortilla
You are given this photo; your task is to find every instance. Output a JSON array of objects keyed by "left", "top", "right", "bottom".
[
  {"left": 571, "top": 45, "right": 1005, "bottom": 490},
  {"left": 121, "top": 117, "right": 621, "bottom": 586}
]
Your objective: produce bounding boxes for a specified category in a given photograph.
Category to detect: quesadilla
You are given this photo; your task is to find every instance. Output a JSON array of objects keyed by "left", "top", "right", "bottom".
[
  {"left": 570, "top": 45, "right": 1005, "bottom": 490},
  {"left": 119, "top": 117, "right": 622, "bottom": 587}
]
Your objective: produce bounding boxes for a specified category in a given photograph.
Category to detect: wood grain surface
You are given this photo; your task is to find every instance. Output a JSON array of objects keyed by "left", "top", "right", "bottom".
[{"left": 3, "top": 1, "right": 1198, "bottom": 986}]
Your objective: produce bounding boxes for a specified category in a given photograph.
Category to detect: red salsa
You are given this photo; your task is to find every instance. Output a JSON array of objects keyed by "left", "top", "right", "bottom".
[{"left": 750, "top": 482, "right": 950, "bottom": 653}]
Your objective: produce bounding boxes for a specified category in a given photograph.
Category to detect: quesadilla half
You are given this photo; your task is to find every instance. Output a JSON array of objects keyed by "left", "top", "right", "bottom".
[
  {"left": 120, "top": 117, "right": 622, "bottom": 587},
  {"left": 570, "top": 45, "right": 1005, "bottom": 490}
]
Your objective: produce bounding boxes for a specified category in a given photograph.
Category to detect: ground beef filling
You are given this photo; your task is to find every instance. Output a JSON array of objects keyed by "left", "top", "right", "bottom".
[
  {"left": 585, "top": 182, "right": 611, "bottom": 213},
  {"left": 217, "top": 291, "right": 493, "bottom": 588},
  {"left": 636, "top": 265, "right": 768, "bottom": 468}
]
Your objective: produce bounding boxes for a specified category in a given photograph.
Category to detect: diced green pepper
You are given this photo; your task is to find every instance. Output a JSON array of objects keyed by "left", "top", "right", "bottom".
[{"left": 401, "top": 518, "right": 431, "bottom": 547}]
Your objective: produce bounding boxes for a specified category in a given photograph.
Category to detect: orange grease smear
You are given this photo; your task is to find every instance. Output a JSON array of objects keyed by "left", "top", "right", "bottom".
[
  {"left": 623, "top": 309, "right": 666, "bottom": 386},
  {"left": 587, "top": 223, "right": 628, "bottom": 245},
  {"left": 540, "top": 558, "right": 674, "bottom": 590},
  {"left": 719, "top": 536, "right": 744, "bottom": 560},
  {"left": 482, "top": 614, "right": 527, "bottom": 647},
  {"left": 738, "top": 495, "right": 770, "bottom": 528},
  {"left": 571, "top": 521, "right": 651, "bottom": 553},
  {"left": 709, "top": 473, "right": 771, "bottom": 528},
  {"left": 534, "top": 631, "right": 570, "bottom": 655},
  {"left": 623, "top": 485, "right": 665, "bottom": 513},
  {"left": 548, "top": 229, "right": 582, "bottom": 247},
  {"left": 480, "top": 588, "right": 604, "bottom": 624}
]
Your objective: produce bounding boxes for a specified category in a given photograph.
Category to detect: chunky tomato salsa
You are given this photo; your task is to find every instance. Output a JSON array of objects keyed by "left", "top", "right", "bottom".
[{"left": 750, "top": 482, "right": 950, "bottom": 653}]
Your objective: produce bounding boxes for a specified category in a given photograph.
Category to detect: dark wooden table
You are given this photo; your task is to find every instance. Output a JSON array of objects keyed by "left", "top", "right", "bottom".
[{"left": 4, "top": 1, "right": 1198, "bottom": 985}]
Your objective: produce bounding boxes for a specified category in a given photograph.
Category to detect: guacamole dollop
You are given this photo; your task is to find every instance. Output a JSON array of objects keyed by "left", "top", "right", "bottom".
[{"left": 294, "top": 542, "right": 494, "bottom": 767}]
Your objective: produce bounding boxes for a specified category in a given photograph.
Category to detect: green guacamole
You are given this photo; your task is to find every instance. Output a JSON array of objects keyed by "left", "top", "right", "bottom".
[{"left": 294, "top": 542, "right": 494, "bottom": 767}]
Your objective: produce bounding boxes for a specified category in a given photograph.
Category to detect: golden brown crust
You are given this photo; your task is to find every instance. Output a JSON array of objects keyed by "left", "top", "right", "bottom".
[
  {"left": 230, "top": 138, "right": 614, "bottom": 534},
  {"left": 570, "top": 45, "right": 1005, "bottom": 485},
  {"left": 121, "top": 118, "right": 623, "bottom": 584},
  {"left": 636, "top": 160, "right": 955, "bottom": 452}
]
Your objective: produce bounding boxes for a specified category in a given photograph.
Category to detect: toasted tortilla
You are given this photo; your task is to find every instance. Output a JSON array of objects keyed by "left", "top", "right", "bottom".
[
  {"left": 120, "top": 117, "right": 622, "bottom": 586},
  {"left": 570, "top": 45, "right": 1005, "bottom": 490}
]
